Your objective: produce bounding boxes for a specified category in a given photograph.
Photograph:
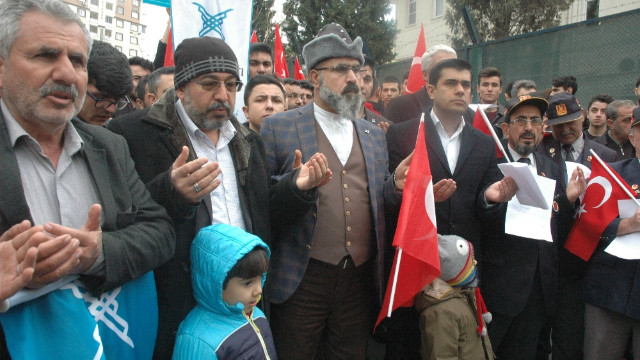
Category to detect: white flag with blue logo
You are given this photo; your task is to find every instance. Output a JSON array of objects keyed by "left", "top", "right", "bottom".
[
  {"left": 0, "top": 272, "right": 157, "bottom": 360},
  {"left": 170, "top": 0, "right": 252, "bottom": 119}
]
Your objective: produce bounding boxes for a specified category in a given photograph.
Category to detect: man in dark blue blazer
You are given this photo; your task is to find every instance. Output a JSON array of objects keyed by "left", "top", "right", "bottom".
[
  {"left": 383, "top": 59, "right": 503, "bottom": 359},
  {"left": 262, "top": 23, "right": 406, "bottom": 359},
  {"left": 536, "top": 93, "right": 620, "bottom": 360},
  {"left": 582, "top": 107, "right": 640, "bottom": 359}
]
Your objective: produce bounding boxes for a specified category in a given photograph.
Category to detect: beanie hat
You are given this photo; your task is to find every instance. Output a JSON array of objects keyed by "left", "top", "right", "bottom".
[
  {"left": 302, "top": 22, "right": 364, "bottom": 71},
  {"left": 174, "top": 36, "right": 240, "bottom": 89},
  {"left": 438, "top": 234, "right": 478, "bottom": 288}
]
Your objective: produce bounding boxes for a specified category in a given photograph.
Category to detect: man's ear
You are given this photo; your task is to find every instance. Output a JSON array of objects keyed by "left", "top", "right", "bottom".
[
  {"left": 242, "top": 105, "right": 249, "bottom": 118},
  {"left": 0, "top": 56, "right": 5, "bottom": 90},
  {"left": 606, "top": 118, "right": 614, "bottom": 130},
  {"left": 501, "top": 121, "right": 510, "bottom": 140},
  {"left": 426, "top": 83, "right": 436, "bottom": 100},
  {"left": 135, "top": 98, "right": 144, "bottom": 110}
]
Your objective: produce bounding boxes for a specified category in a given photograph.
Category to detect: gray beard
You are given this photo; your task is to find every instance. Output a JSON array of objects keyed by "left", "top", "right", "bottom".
[
  {"left": 318, "top": 75, "right": 363, "bottom": 121},
  {"left": 516, "top": 143, "right": 537, "bottom": 156},
  {"left": 183, "top": 89, "right": 230, "bottom": 131}
]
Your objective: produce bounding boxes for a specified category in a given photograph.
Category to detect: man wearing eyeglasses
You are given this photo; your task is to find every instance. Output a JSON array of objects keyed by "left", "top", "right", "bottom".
[
  {"left": 108, "top": 36, "right": 301, "bottom": 359},
  {"left": 282, "top": 78, "right": 304, "bottom": 110},
  {"left": 261, "top": 23, "right": 408, "bottom": 359},
  {"left": 76, "top": 41, "right": 133, "bottom": 126},
  {"left": 481, "top": 94, "right": 586, "bottom": 359},
  {"left": 535, "top": 92, "right": 618, "bottom": 360}
]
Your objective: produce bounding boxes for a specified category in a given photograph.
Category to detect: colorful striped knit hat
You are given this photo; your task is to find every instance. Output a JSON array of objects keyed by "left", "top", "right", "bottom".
[{"left": 438, "top": 234, "right": 478, "bottom": 288}]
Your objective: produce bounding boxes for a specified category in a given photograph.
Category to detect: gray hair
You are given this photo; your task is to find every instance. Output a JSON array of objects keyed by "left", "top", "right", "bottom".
[
  {"left": 0, "top": 0, "right": 92, "bottom": 59},
  {"left": 606, "top": 99, "right": 635, "bottom": 121},
  {"left": 511, "top": 79, "right": 537, "bottom": 98},
  {"left": 421, "top": 44, "right": 456, "bottom": 73}
]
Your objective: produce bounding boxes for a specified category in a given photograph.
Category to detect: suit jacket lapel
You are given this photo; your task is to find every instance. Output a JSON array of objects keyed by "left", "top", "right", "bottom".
[
  {"left": 0, "top": 113, "right": 32, "bottom": 230},
  {"left": 78, "top": 130, "right": 117, "bottom": 227},
  {"left": 453, "top": 125, "right": 474, "bottom": 176},
  {"left": 295, "top": 106, "right": 319, "bottom": 164},
  {"left": 424, "top": 114, "right": 451, "bottom": 176}
]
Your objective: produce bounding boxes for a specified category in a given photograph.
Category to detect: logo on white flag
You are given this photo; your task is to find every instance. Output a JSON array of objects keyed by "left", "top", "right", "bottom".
[{"left": 193, "top": 2, "right": 233, "bottom": 40}]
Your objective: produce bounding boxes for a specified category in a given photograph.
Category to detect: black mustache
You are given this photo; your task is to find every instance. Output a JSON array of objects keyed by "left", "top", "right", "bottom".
[{"left": 341, "top": 83, "right": 360, "bottom": 95}]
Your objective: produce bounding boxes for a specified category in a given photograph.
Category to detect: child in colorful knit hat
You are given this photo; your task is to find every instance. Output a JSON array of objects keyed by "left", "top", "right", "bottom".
[{"left": 414, "top": 234, "right": 494, "bottom": 359}]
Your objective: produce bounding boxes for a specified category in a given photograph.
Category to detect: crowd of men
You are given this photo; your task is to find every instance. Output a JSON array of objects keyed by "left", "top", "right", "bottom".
[{"left": 1, "top": 0, "right": 640, "bottom": 359}]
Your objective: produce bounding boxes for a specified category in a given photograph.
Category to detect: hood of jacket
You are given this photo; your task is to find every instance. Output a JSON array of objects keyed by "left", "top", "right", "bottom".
[
  {"left": 190, "top": 223, "right": 270, "bottom": 315},
  {"left": 415, "top": 278, "right": 475, "bottom": 313}
]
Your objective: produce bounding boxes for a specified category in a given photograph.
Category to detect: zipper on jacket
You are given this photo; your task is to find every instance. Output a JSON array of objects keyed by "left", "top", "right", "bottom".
[{"left": 243, "top": 310, "right": 271, "bottom": 360}]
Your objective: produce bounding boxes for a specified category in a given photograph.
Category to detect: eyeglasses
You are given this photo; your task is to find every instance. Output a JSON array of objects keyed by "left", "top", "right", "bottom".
[
  {"left": 511, "top": 116, "right": 543, "bottom": 127},
  {"left": 315, "top": 64, "right": 366, "bottom": 78},
  {"left": 86, "top": 92, "right": 130, "bottom": 110},
  {"left": 195, "top": 78, "right": 243, "bottom": 92}
]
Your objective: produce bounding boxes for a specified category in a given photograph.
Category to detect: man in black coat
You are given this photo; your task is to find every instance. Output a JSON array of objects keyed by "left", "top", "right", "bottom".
[
  {"left": 482, "top": 95, "right": 585, "bottom": 360},
  {"left": 383, "top": 58, "right": 503, "bottom": 359},
  {"left": 536, "top": 93, "right": 619, "bottom": 360},
  {"left": 108, "top": 37, "right": 271, "bottom": 359},
  {"left": 582, "top": 107, "right": 640, "bottom": 359}
]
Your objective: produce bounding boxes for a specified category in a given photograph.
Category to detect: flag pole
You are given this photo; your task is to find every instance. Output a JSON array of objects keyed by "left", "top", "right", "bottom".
[
  {"left": 387, "top": 248, "right": 403, "bottom": 317},
  {"left": 479, "top": 106, "right": 510, "bottom": 163},
  {"left": 590, "top": 149, "right": 640, "bottom": 206}
]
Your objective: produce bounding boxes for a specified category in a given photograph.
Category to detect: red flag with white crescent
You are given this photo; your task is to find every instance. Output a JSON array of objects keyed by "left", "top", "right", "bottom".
[
  {"left": 405, "top": 24, "right": 426, "bottom": 94},
  {"left": 376, "top": 115, "right": 440, "bottom": 328},
  {"left": 274, "top": 23, "right": 289, "bottom": 78},
  {"left": 294, "top": 57, "right": 305, "bottom": 80}
]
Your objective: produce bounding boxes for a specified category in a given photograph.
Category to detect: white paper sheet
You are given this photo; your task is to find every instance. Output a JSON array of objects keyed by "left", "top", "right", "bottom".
[
  {"left": 498, "top": 162, "right": 550, "bottom": 210},
  {"left": 604, "top": 200, "right": 640, "bottom": 259},
  {"left": 504, "top": 174, "right": 556, "bottom": 241}
]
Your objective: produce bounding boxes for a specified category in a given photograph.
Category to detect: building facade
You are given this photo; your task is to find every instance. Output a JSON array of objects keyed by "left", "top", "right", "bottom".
[{"left": 62, "top": 0, "right": 145, "bottom": 58}]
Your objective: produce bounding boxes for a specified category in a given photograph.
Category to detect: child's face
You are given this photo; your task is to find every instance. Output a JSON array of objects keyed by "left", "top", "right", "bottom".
[{"left": 222, "top": 275, "right": 263, "bottom": 312}]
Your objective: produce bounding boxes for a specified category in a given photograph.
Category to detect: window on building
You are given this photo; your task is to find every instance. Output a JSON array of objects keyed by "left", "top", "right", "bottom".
[
  {"left": 90, "top": 11, "right": 98, "bottom": 20},
  {"left": 116, "top": 19, "right": 123, "bottom": 27},
  {"left": 90, "top": 25, "right": 98, "bottom": 33},
  {"left": 130, "top": 23, "right": 138, "bottom": 32},
  {"left": 130, "top": 36, "right": 138, "bottom": 44},
  {"left": 129, "top": 49, "right": 138, "bottom": 57},
  {"left": 132, "top": 11, "right": 139, "bottom": 19},
  {"left": 106, "top": 2, "right": 113, "bottom": 10},
  {"left": 133, "top": 0, "right": 140, "bottom": 6},
  {"left": 408, "top": 0, "right": 416, "bottom": 25},
  {"left": 587, "top": 0, "right": 599, "bottom": 20},
  {"left": 434, "top": 0, "right": 444, "bottom": 17},
  {"left": 116, "top": 45, "right": 122, "bottom": 52},
  {"left": 104, "top": 29, "right": 112, "bottom": 37},
  {"left": 105, "top": 15, "right": 113, "bottom": 23},
  {"left": 117, "top": 6, "right": 124, "bottom": 15},
  {"left": 77, "top": 8, "right": 86, "bottom": 17},
  {"left": 91, "top": 0, "right": 99, "bottom": 5},
  {"left": 115, "top": 32, "right": 123, "bottom": 41}
]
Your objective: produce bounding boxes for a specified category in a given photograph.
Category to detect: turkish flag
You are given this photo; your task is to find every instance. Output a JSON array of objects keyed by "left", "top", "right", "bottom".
[
  {"left": 251, "top": 30, "right": 258, "bottom": 43},
  {"left": 472, "top": 108, "right": 504, "bottom": 158},
  {"left": 565, "top": 159, "right": 635, "bottom": 261},
  {"left": 376, "top": 116, "right": 440, "bottom": 328},
  {"left": 294, "top": 57, "right": 305, "bottom": 80},
  {"left": 164, "top": 27, "right": 174, "bottom": 67},
  {"left": 405, "top": 24, "right": 426, "bottom": 94},
  {"left": 274, "top": 23, "right": 289, "bottom": 78}
]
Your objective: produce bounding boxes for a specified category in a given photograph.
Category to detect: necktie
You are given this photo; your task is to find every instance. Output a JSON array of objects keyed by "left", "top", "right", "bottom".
[
  {"left": 562, "top": 144, "right": 575, "bottom": 162},
  {"left": 518, "top": 157, "right": 531, "bottom": 165}
]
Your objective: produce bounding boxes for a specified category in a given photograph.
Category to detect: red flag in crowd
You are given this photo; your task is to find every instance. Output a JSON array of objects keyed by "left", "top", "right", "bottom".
[
  {"left": 472, "top": 108, "right": 504, "bottom": 158},
  {"left": 376, "top": 115, "right": 441, "bottom": 328},
  {"left": 294, "top": 57, "right": 305, "bottom": 80},
  {"left": 274, "top": 24, "right": 289, "bottom": 78},
  {"left": 405, "top": 24, "right": 426, "bottom": 94},
  {"left": 251, "top": 30, "right": 258, "bottom": 43},
  {"left": 164, "top": 27, "right": 175, "bottom": 67},
  {"left": 565, "top": 158, "right": 635, "bottom": 261}
]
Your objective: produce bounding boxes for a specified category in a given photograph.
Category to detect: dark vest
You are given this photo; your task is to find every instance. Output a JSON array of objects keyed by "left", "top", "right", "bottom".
[{"left": 310, "top": 121, "right": 373, "bottom": 266}]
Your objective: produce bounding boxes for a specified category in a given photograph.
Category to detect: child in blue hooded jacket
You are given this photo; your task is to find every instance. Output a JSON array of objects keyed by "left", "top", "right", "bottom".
[{"left": 173, "top": 224, "right": 277, "bottom": 360}]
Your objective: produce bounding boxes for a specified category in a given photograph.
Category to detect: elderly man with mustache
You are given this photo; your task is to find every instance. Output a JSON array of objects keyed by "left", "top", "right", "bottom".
[{"left": 0, "top": 0, "right": 175, "bottom": 357}]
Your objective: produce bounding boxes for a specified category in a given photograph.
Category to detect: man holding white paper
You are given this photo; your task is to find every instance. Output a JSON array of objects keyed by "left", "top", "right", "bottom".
[
  {"left": 481, "top": 94, "right": 586, "bottom": 359},
  {"left": 583, "top": 107, "right": 640, "bottom": 359}
]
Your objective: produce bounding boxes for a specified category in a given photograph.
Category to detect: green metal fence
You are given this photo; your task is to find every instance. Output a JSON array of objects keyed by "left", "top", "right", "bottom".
[{"left": 378, "top": 8, "right": 640, "bottom": 107}]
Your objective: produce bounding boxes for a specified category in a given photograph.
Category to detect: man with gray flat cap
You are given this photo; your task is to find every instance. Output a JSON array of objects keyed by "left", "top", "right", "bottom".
[{"left": 261, "top": 23, "right": 408, "bottom": 359}]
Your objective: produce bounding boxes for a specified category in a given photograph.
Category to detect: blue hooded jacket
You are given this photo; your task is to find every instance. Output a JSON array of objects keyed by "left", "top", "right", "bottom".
[{"left": 172, "top": 224, "right": 276, "bottom": 359}]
